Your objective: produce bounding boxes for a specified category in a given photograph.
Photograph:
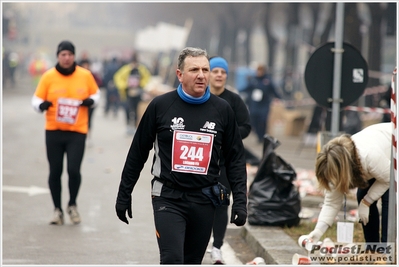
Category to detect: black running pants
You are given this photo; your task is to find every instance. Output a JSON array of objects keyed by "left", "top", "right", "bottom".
[
  {"left": 356, "top": 178, "right": 389, "bottom": 243},
  {"left": 212, "top": 163, "right": 230, "bottom": 249},
  {"left": 152, "top": 196, "right": 215, "bottom": 264},
  {"left": 46, "top": 130, "right": 86, "bottom": 211}
]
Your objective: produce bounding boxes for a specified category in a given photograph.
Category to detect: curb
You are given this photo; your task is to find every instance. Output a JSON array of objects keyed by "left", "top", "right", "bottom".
[{"left": 241, "top": 224, "right": 306, "bottom": 265}]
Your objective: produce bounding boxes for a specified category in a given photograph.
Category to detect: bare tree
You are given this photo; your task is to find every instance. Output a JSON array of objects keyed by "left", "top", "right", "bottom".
[
  {"left": 263, "top": 3, "right": 278, "bottom": 70},
  {"left": 284, "top": 3, "right": 300, "bottom": 70},
  {"left": 344, "top": 3, "right": 362, "bottom": 51},
  {"left": 367, "top": 3, "right": 386, "bottom": 87},
  {"left": 320, "top": 3, "right": 336, "bottom": 44}
]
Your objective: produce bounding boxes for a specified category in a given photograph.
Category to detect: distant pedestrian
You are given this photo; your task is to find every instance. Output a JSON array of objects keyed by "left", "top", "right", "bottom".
[
  {"left": 113, "top": 52, "right": 151, "bottom": 135},
  {"left": 2, "top": 48, "right": 20, "bottom": 87},
  {"left": 31, "top": 40, "right": 100, "bottom": 225},
  {"left": 7, "top": 51, "right": 19, "bottom": 87},
  {"left": 243, "top": 64, "right": 282, "bottom": 143},
  {"left": 102, "top": 57, "right": 122, "bottom": 117},
  {"left": 2, "top": 49, "right": 11, "bottom": 87},
  {"left": 115, "top": 47, "right": 247, "bottom": 264},
  {"left": 28, "top": 53, "right": 48, "bottom": 86},
  {"left": 304, "top": 123, "right": 391, "bottom": 244},
  {"left": 208, "top": 56, "right": 251, "bottom": 264}
]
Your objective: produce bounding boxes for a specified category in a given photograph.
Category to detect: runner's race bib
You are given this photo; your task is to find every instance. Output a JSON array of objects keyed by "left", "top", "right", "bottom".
[
  {"left": 171, "top": 130, "right": 214, "bottom": 175},
  {"left": 56, "top": 98, "right": 81, "bottom": 124},
  {"left": 251, "top": 88, "right": 263, "bottom": 102}
]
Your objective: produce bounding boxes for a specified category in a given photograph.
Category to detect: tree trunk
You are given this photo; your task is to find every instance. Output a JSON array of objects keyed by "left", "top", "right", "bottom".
[
  {"left": 320, "top": 3, "right": 336, "bottom": 44},
  {"left": 367, "top": 3, "right": 384, "bottom": 87},
  {"left": 264, "top": 4, "right": 277, "bottom": 70},
  {"left": 344, "top": 3, "right": 362, "bottom": 51}
]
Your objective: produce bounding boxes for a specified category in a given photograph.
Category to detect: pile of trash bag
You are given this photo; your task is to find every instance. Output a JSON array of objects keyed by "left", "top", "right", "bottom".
[{"left": 248, "top": 135, "right": 301, "bottom": 227}]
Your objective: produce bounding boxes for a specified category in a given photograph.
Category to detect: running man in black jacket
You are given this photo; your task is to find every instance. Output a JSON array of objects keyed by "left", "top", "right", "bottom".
[{"left": 115, "top": 47, "right": 247, "bottom": 264}]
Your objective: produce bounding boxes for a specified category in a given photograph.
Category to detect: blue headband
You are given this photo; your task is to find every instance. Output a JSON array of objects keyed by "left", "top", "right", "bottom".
[{"left": 210, "top": 57, "right": 228, "bottom": 74}]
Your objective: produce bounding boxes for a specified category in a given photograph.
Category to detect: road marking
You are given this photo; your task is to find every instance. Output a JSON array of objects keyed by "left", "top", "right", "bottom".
[{"left": 3, "top": 185, "right": 49, "bottom": 196}]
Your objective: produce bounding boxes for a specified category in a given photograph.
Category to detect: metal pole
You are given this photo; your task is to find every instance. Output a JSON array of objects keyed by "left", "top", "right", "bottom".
[
  {"left": 387, "top": 146, "right": 396, "bottom": 245},
  {"left": 358, "top": 24, "right": 369, "bottom": 109},
  {"left": 387, "top": 68, "right": 397, "bottom": 245},
  {"left": 330, "top": 3, "right": 345, "bottom": 137}
]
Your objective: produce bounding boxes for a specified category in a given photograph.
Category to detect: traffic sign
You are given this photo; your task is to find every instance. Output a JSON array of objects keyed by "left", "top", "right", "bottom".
[{"left": 304, "top": 42, "right": 368, "bottom": 109}]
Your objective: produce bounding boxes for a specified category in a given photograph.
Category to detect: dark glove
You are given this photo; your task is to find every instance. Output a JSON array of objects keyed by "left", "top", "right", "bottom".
[
  {"left": 80, "top": 98, "right": 94, "bottom": 107},
  {"left": 115, "top": 196, "right": 132, "bottom": 224},
  {"left": 39, "top": 101, "right": 52, "bottom": 112},
  {"left": 230, "top": 209, "right": 247, "bottom": 226}
]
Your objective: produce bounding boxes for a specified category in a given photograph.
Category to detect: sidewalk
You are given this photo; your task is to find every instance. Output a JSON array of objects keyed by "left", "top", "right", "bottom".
[{"left": 241, "top": 131, "right": 359, "bottom": 264}]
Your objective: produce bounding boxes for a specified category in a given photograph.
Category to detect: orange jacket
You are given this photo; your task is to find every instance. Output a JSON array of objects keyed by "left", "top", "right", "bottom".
[{"left": 32, "top": 66, "right": 100, "bottom": 134}]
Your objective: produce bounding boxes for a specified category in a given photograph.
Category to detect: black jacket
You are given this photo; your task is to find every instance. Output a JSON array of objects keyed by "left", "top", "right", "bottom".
[{"left": 116, "top": 89, "right": 247, "bottom": 212}]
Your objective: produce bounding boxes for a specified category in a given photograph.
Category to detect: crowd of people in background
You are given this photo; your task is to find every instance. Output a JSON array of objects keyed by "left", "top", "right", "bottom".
[
  {"left": 3, "top": 45, "right": 283, "bottom": 148},
  {"left": 3, "top": 45, "right": 392, "bottom": 141},
  {"left": 92, "top": 51, "right": 283, "bottom": 142}
]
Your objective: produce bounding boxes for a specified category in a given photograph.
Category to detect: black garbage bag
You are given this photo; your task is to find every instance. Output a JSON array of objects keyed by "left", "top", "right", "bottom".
[{"left": 248, "top": 135, "right": 301, "bottom": 227}]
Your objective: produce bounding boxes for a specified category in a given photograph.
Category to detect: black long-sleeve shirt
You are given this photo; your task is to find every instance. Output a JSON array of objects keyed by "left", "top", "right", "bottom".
[
  {"left": 218, "top": 88, "right": 251, "bottom": 139},
  {"left": 116, "top": 90, "right": 247, "bottom": 212},
  {"left": 216, "top": 88, "right": 251, "bottom": 191}
]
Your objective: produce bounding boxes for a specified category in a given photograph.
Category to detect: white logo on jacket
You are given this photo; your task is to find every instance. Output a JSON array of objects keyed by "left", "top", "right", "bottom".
[
  {"left": 200, "top": 121, "right": 217, "bottom": 134},
  {"left": 170, "top": 117, "right": 185, "bottom": 130},
  {"left": 202, "top": 121, "right": 216, "bottom": 130}
]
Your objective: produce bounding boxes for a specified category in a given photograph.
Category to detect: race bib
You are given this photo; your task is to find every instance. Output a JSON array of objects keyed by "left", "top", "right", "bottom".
[
  {"left": 251, "top": 88, "right": 263, "bottom": 102},
  {"left": 171, "top": 130, "right": 214, "bottom": 175},
  {"left": 56, "top": 98, "right": 81, "bottom": 124}
]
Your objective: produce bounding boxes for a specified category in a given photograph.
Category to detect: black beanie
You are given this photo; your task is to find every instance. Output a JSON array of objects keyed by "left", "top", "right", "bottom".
[{"left": 57, "top": 41, "right": 75, "bottom": 55}]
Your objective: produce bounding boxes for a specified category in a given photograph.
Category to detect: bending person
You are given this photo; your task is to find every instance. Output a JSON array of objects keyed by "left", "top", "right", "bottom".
[{"left": 305, "top": 123, "right": 391, "bottom": 244}]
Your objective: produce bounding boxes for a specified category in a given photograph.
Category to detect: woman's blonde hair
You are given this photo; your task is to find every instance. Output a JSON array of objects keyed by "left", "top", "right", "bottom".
[{"left": 315, "top": 134, "right": 367, "bottom": 193}]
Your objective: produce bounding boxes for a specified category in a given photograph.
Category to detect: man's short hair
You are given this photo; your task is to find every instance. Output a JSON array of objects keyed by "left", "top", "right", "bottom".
[{"left": 177, "top": 47, "right": 208, "bottom": 71}]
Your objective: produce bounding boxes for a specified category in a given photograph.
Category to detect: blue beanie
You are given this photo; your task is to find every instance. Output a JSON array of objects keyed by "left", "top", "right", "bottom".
[{"left": 210, "top": 57, "right": 228, "bottom": 74}]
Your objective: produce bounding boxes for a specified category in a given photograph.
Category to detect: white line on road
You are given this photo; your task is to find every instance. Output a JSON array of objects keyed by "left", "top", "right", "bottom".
[{"left": 2, "top": 185, "right": 49, "bottom": 196}]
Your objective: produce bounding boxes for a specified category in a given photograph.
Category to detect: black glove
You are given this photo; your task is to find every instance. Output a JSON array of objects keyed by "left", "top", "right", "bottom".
[
  {"left": 80, "top": 98, "right": 94, "bottom": 107},
  {"left": 115, "top": 196, "right": 132, "bottom": 224},
  {"left": 39, "top": 101, "right": 52, "bottom": 112},
  {"left": 230, "top": 209, "right": 247, "bottom": 226}
]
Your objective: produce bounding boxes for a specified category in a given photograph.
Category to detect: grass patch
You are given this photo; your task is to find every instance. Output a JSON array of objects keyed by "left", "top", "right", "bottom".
[{"left": 282, "top": 219, "right": 365, "bottom": 244}]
